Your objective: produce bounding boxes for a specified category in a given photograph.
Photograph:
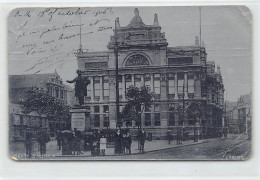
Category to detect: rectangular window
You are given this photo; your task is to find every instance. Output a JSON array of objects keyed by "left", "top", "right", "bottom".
[
  {"left": 103, "top": 114, "right": 110, "bottom": 128},
  {"left": 154, "top": 104, "right": 160, "bottom": 112},
  {"left": 154, "top": 113, "right": 161, "bottom": 126},
  {"left": 20, "top": 115, "right": 23, "bottom": 125},
  {"left": 125, "top": 74, "right": 132, "bottom": 90},
  {"left": 212, "top": 94, "right": 215, "bottom": 103},
  {"left": 94, "top": 115, "right": 100, "bottom": 127},
  {"left": 178, "top": 79, "right": 184, "bottom": 94},
  {"left": 87, "top": 78, "right": 92, "bottom": 97},
  {"left": 144, "top": 74, "right": 151, "bottom": 90},
  {"left": 94, "top": 106, "right": 100, "bottom": 113},
  {"left": 103, "top": 105, "right": 109, "bottom": 113},
  {"left": 94, "top": 77, "right": 100, "bottom": 98},
  {"left": 145, "top": 105, "right": 151, "bottom": 112},
  {"left": 134, "top": 74, "right": 142, "bottom": 88},
  {"left": 188, "top": 79, "right": 194, "bottom": 94},
  {"left": 168, "top": 57, "right": 193, "bottom": 65},
  {"left": 169, "top": 112, "right": 175, "bottom": 126},
  {"left": 103, "top": 76, "right": 109, "bottom": 97},
  {"left": 168, "top": 73, "right": 175, "bottom": 94},
  {"left": 145, "top": 113, "right": 151, "bottom": 126},
  {"left": 154, "top": 74, "right": 160, "bottom": 95}
]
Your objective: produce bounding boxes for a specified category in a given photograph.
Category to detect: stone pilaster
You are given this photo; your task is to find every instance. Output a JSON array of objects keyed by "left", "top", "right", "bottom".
[
  {"left": 174, "top": 73, "right": 178, "bottom": 100},
  {"left": 122, "top": 75, "right": 126, "bottom": 101},
  {"left": 184, "top": 72, "right": 188, "bottom": 99},
  {"left": 90, "top": 76, "right": 94, "bottom": 102},
  {"left": 150, "top": 74, "right": 154, "bottom": 93},
  {"left": 194, "top": 74, "right": 201, "bottom": 99},
  {"left": 100, "top": 105, "right": 104, "bottom": 128}
]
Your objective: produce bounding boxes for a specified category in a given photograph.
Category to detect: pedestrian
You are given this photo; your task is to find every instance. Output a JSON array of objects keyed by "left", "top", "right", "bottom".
[
  {"left": 122, "top": 133, "right": 127, "bottom": 154},
  {"left": 223, "top": 127, "right": 228, "bottom": 138},
  {"left": 56, "top": 130, "right": 62, "bottom": 150},
  {"left": 99, "top": 135, "right": 107, "bottom": 156},
  {"left": 125, "top": 132, "right": 132, "bottom": 154},
  {"left": 176, "top": 127, "right": 180, "bottom": 144},
  {"left": 194, "top": 126, "right": 198, "bottom": 142},
  {"left": 166, "top": 129, "right": 172, "bottom": 144},
  {"left": 139, "top": 129, "right": 146, "bottom": 152},
  {"left": 114, "top": 129, "right": 122, "bottom": 154},
  {"left": 218, "top": 128, "right": 223, "bottom": 139},
  {"left": 25, "top": 128, "right": 33, "bottom": 158},
  {"left": 73, "top": 128, "right": 82, "bottom": 155},
  {"left": 36, "top": 128, "right": 50, "bottom": 156}
]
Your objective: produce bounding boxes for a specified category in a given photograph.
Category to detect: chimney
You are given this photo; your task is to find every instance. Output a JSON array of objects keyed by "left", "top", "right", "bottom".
[
  {"left": 154, "top": 13, "right": 159, "bottom": 26},
  {"left": 195, "top": 35, "right": 199, "bottom": 46}
]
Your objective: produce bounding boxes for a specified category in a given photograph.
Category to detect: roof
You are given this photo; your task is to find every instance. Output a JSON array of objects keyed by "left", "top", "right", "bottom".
[{"left": 9, "top": 74, "right": 53, "bottom": 89}]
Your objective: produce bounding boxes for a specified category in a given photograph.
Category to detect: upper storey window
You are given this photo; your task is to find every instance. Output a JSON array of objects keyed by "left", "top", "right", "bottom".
[{"left": 168, "top": 57, "right": 193, "bottom": 65}]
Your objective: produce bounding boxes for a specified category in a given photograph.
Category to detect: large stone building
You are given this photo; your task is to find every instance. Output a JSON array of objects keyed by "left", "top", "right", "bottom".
[
  {"left": 9, "top": 70, "right": 75, "bottom": 140},
  {"left": 76, "top": 8, "right": 224, "bottom": 137}
]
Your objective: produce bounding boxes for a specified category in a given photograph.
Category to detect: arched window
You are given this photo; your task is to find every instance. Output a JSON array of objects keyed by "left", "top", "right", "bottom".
[{"left": 125, "top": 54, "right": 149, "bottom": 66}]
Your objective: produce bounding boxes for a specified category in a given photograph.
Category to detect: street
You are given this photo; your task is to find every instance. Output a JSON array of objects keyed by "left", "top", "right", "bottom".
[{"left": 34, "top": 134, "right": 251, "bottom": 161}]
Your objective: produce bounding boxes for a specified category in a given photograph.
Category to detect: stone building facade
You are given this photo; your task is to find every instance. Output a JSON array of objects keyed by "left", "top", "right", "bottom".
[
  {"left": 9, "top": 70, "right": 75, "bottom": 140},
  {"left": 76, "top": 8, "right": 224, "bottom": 137}
]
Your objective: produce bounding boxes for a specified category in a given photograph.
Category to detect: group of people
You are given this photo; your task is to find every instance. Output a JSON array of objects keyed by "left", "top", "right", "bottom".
[
  {"left": 25, "top": 128, "right": 50, "bottom": 158},
  {"left": 56, "top": 128, "right": 83, "bottom": 155},
  {"left": 114, "top": 129, "right": 133, "bottom": 155}
]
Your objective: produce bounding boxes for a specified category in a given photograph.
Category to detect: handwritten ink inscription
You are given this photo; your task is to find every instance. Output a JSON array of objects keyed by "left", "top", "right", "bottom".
[{"left": 9, "top": 7, "right": 114, "bottom": 74}]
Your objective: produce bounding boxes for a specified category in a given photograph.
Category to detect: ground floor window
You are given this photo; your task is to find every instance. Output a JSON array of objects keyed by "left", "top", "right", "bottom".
[
  {"left": 169, "top": 112, "right": 175, "bottom": 126},
  {"left": 94, "top": 115, "right": 100, "bottom": 127},
  {"left": 145, "top": 113, "right": 151, "bottom": 126},
  {"left": 103, "top": 114, "right": 109, "bottom": 128},
  {"left": 154, "top": 113, "right": 161, "bottom": 126}
]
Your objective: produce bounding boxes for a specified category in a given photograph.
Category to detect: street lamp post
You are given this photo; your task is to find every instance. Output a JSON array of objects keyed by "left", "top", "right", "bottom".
[
  {"left": 114, "top": 19, "right": 121, "bottom": 129},
  {"left": 183, "top": 79, "right": 185, "bottom": 126}
]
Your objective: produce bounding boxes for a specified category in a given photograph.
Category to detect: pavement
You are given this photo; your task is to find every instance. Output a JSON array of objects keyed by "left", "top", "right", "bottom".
[{"left": 9, "top": 138, "right": 206, "bottom": 159}]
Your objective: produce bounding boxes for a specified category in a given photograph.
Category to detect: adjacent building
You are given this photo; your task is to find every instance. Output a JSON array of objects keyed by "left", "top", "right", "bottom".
[
  {"left": 76, "top": 8, "right": 225, "bottom": 137},
  {"left": 237, "top": 93, "right": 252, "bottom": 134},
  {"left": 225, "top": 92, "right": 252, "bottom": 134},
  {"left": 9, "top": 70, "right": 75, "bottom": 140}
]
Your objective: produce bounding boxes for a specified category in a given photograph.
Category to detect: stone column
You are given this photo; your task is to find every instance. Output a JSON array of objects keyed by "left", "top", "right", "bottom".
[
  {"left": 150, "top": 74, "right": 154, "bottom": 93},
  {"left": 100, "top": 105, "right": 104, "bottom": 128},
  {"left": 90, "top": 106, "right": 94, "bottom": 128},
  {"left": 141, "top": 74, "right": 144, "bottom": 87},
  {"left": 109, "top": 104, "right": 116, "bottom": 129},
  {"left": 100, "top": 76, "right": 103, "bottom": 102},
  {"left": 184, "top": 72, "right": 188, "bottom": 99},
  {"left": 122, "top": 75, "right": 126, "bottom": 101},
  {"left": 194, "top": 74, "right": 201, "bottom": 99},
  {"left": 90, "top": 76, "right": 94, "bottom": 102},
  {"left": 131, "top": 74, "right": 135, "bottom": 86},
  {"left": 151, "top": 105, "right": 155, "bottom": 127},
  {"left": 141, "top": 105, "right": 145, "bottom": 127},
  {"left": 174, "top": 73, "right": 178, "bottom": 100},
  {"left": 160, "top": 73, "right": 167, "bottom": 100}
]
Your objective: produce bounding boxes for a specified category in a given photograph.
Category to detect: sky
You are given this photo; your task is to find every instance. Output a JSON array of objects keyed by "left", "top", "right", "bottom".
[{"left": 8, "top": 6, "right": 252, "bottom": 102}]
